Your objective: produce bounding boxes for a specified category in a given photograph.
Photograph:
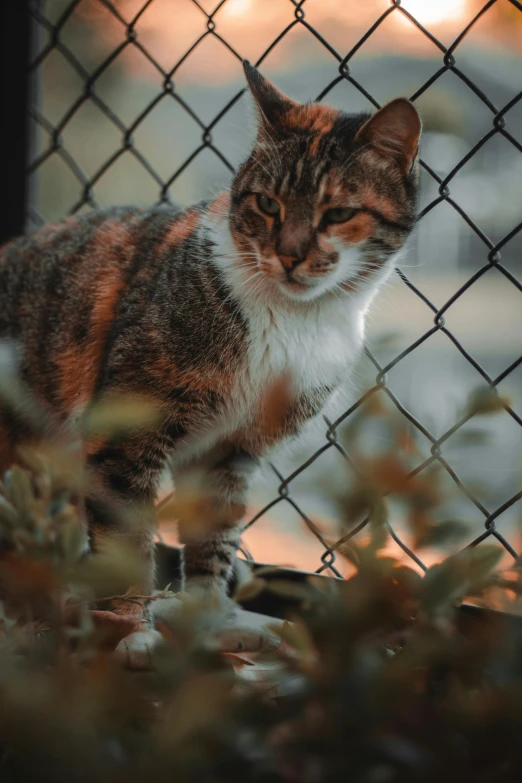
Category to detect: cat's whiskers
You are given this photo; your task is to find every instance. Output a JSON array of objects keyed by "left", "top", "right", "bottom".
[
  {"left": 207, "top": 268, "right": 259, "bottom": 346},
  {"left": 208, "top": 265, "right": 265, "bottom": 342},
  {"left": 395, "top": 262, "right": 423, "bottom": 270},
  {"left": 250, "top": 153, "right": 279, "bottom": 182},
  {"left": 210, "top": 119, "right": 282, "bottom": 179},
  {"left": 337, "top": 265, "right": 397, "bottom": 299},
  {"left": 222, "top": 270, "right": 264, "bottom": 308},
  {"left": 217, "top": 270, "right": 267, "bottom": 346},
  {"left": 233, "top": 261, "right": 258, "bottom": 269},
  {"left": 208, "top": 209, "right": 229, "bottom": 220},
  {"left": 230, "top": 253, "right": 259, "bottom": 262},
  {"left": 243, "top": 274, "right": 273, "bottom": 310},
  {"left": 210, "top": 264, "right": 258, "bottom": 307}
]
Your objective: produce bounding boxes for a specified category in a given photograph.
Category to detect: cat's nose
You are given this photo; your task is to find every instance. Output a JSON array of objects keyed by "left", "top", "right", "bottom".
[{"left": 278, "top": 254, "right": 303, "bottom": 271}]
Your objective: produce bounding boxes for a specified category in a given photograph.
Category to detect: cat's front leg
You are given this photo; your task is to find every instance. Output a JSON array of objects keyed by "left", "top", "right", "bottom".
[
  {"left": 85, "top": 430, "right": 174, "bottom": 667},
  {"left": 86, "top": 430, "right": 170, "bottom": 616},
  {"left": 175, "top": 443, "right": 260, "bottom": 600}
]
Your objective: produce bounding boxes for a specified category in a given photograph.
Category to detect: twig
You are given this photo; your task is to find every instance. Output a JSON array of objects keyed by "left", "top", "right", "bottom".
[{"left": 72, "top": 588, "right": 175, "bottom": 608}]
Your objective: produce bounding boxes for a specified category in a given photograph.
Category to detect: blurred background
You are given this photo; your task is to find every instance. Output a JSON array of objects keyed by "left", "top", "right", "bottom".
[{"left": 29, "top": 0, "right": 522, "bottom": 576}]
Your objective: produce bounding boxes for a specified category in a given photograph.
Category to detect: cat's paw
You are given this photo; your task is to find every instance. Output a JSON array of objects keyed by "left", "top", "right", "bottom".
[
  {"left": 206, "top": 608, "right": 283, "bottom": 654},
  {"left": 113, "top": 627, "right": 163, "bottom": 670},
  {"left": 151, "top": 592, "right": 282, "bottom": 653}
]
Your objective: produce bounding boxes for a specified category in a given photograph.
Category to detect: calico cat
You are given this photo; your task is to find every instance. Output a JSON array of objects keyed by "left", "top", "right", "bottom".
[{"left": 0, "top": 62, "right": 421, "bottom": 620}]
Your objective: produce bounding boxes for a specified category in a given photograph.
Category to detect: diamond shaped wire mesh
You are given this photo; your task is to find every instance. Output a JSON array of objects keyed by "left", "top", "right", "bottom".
[{"left": 27, "top": 0, "right": 522, "bottom": 579}]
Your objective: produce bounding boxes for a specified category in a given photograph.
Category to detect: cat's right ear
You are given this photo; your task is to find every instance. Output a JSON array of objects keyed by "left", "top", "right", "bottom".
[
  {"left": 243, "top": 61, "right": 297, "bottom": 129},
  {"left": 355, "top": 98, "right": 422, "bottom": 175}
]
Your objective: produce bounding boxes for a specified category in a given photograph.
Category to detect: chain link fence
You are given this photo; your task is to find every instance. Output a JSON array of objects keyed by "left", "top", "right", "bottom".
[{"left": 23, "top": 0, "right": 522, "bottom": 580}]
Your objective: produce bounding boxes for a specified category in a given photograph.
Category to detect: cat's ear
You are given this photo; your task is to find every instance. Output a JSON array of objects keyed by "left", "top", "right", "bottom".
[
  {"left": 243, "top": 60, "right": 297, "bottom": 129},
  {"left": 355, "top": 98, "right": 421, "bottom": 174}
]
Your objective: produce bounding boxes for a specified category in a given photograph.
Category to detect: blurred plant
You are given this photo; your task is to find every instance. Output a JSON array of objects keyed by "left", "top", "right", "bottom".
[{"left": 1, "top": 367, "right": 522, "bottom": 781}]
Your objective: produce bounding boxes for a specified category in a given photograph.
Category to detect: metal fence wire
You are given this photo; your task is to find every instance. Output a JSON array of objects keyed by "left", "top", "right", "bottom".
[{"left": 25, "top": 0, "right": 522, "bottom": 578}]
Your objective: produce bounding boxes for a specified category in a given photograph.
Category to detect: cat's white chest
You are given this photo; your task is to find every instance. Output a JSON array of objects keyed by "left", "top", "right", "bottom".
[{"left": 241, "top": 298, "right": 364, "bottom": 403}]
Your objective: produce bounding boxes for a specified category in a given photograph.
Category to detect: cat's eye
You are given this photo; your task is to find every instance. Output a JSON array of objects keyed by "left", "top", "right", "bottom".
[
  {"left": 323, "top": 207, "right": 356, "bottom": 224},
  {"left": 256, "top": 194, "right": 281, "bottom": 216}
]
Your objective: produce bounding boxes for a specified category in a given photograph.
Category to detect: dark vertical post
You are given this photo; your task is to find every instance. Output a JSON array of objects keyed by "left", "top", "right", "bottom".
[{"left": 0, "top": 1, "right": 35, "bottom": 245}]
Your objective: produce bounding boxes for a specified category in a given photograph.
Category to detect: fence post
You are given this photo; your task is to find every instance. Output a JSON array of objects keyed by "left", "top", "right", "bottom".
[{"left": 0, "top": 0, "right": 38, "bottom": 246}]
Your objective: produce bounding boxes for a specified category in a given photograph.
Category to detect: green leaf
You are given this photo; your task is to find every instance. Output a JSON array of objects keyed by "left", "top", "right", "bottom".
[
  {"left": 415, "top": 520, "right": 470, "bottom": 550},
  {"left": 338, "top": 541, "right": 361, "bottom": 568},
  {"left": 253, "top": 565, "right": 289, "bottom": 578},
  {"left": 421, "top": 545, "right": 504, "bottom": 613},
  {"left": 307, "top": 575, "right": 338, "bottom": 595},
  {"left": 468, "top": 545, "right": 504, "bottom": 584},
  {"left": 271, "top": 620, "right": 313, "bottom": 653},
  {"left": 82, "top": 394, "right": 162, "bottom": 438},
  {"left": 72, "top": 539, "right": 144, "bottom": 598},
  {"left": 233, "top": 577, "right": 266, "bottom": 603},
  {"left": 0, "top": 496, "right": 18, "bottom": 528},
  {"left": 7, "top": 466, "right": 34, "bottom": 513},
  {"left": 467, "top": 386, "right": 508, "bottom": 416},
  {"left": 57, "top": 516, "right": 88, "bottom": 566},
  {"left": 421, "top": 552, "right": 471, "bottom": 611},
  {"left": 266, "top": 579, "right": 312, "bottom": 601}
]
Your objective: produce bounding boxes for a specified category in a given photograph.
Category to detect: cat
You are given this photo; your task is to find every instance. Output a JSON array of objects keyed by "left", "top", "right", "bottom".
[{"left": 0, "top": 61, "right": 421, "bottom": 632}]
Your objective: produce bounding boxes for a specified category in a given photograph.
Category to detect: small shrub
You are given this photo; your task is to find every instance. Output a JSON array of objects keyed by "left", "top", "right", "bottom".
[{"left": 0, "top": 381, "right": 521, "bottom": 782}]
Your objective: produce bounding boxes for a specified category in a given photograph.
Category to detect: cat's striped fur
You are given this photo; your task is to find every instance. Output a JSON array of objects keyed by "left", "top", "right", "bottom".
[{"left": 0, "top": 62, "right": 421, "bottom": 614}]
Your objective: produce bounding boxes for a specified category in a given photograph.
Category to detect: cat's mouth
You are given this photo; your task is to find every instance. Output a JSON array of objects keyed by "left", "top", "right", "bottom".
[
  {"left": 282, "top": 277, "right": 309, "bottom": 292},
  {"left": 276, "top": 275, "right": 329, "bottom": 301},
  {"left": 277, "top": 270, "right": 367, "bottom": 301}
]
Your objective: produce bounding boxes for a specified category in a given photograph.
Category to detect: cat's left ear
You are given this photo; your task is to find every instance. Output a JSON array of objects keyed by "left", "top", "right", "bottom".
[
  {"left": 355, "top": 98, "right": 422, "bottom": 174},
  {"left": 243, "top": 60, "right": 297, "bottom": 129}
]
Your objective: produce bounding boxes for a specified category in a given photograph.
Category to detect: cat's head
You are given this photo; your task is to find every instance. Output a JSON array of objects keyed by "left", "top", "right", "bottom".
[{"left": 228, "top": 61, "right": 421, "bottom": 303}]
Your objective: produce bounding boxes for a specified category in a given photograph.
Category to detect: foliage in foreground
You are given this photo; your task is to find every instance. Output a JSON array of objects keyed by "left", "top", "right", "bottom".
[{"left": 0, "top": 380, "right": 521, "bottom": 782}]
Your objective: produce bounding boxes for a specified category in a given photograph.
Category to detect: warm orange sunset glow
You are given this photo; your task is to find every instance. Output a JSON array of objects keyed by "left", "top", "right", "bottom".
[
  {"left": 400, "top": 0, "right": 468, "bottom": 26},
  {"left": 76, "top": 0, "right": 521, "bottom": 84},
  {"left": 158, "top": 507, "right": 490, "bottom": 580}
]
